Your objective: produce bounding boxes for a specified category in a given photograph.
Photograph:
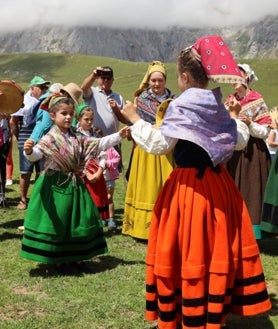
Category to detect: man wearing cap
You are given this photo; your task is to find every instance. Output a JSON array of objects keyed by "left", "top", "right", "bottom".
[
  {"left": 81, "top": 66, "right": 128, "bottom": 136},
  {"left": 81, "top": 67, "right": 127, "bottom": 229},
  {"left": 10, "top": 75, "right": 50, "bottom": 210},
  {"left": 28, "top": 82, "right": 82, "bottom": 144}
]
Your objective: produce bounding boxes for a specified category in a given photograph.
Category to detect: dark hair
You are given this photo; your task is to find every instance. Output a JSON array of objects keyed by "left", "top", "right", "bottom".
[
  {"left": 49, "top": 97, "right": 75, "bottom": 114},
  {"left": 177, "top": 48, "right": 209, "bottom": 88}
]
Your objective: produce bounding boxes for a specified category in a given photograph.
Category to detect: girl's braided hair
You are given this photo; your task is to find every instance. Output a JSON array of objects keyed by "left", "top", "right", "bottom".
[{"left": 177, "top": 47, "right": 209, "bottom": 88}]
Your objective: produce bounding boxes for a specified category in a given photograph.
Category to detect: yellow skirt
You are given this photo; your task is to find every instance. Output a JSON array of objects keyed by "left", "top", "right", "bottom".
[{"left": 122, "top": 145, "right": 174, "bottom": 240}]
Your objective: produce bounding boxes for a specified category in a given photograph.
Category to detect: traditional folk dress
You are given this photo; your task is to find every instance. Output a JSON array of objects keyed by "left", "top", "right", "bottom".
[
  {"left": 130, "top": 87, "right": 271, "bottom": 329},
  {"left": 76, "top": 127, "right": 109, "bottom": 222},
  {"left": 261, "top": 149, "right": 278, "bottom": 234},
  {"left": 226, "top": 90, "right": 271, "bottom": 239},
  {"left": 122, "top": 88, "right": 175, "bottom": 240},
  {"left": 20, "top": 125, "right": 121, "bottom": 264}
]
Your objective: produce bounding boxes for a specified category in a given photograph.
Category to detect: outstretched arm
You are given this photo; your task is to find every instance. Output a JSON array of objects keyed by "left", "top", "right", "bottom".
[
  {"left": 121, "top": 100, "right": 177, "bottom": 154},
  {"left": 98, "top": 127, "right": 129, "bottom": 151}
]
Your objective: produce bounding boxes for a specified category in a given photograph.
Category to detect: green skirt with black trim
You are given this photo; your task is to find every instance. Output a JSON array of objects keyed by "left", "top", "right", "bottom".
[
  {"left": 20, "top": 172, "right": 108, "bottom": 264},
  {"left": 261, "top": 150, "right": 278, "bottom": 234}
]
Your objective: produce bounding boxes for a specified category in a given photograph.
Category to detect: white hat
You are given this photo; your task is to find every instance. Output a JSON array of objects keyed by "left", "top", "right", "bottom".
[
  {"left": 238, "top": 64, "right": 258, "bottom": 85},
  {"left": 49, "top": 83, "right": 63, "bottom": 94}
]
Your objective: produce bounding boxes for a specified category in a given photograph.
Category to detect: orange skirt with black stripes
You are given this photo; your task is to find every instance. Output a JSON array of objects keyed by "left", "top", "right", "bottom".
[{"left": 145, "top": 166, "right": 271, "bottom": 329}]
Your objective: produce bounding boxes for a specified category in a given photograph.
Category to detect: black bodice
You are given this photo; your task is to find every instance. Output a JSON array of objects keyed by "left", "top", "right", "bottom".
[{"left": 173, "top": 140, "right": 220, "bottom": 178}]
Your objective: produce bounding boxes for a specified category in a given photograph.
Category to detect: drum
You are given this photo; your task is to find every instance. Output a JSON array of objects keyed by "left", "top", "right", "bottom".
[{"left": 0, "top": 79, "right": 24, "bottom": 114}]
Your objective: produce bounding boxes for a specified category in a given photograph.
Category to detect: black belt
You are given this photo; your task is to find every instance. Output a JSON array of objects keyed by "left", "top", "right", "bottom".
[{"left": 176, "top": 163, "right": 221, "bottom": 179}]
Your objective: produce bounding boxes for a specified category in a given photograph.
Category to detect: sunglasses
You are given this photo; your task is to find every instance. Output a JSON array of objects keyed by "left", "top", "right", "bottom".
[{"left": 100, "top": 76, "right": 113, "bottom": 81}]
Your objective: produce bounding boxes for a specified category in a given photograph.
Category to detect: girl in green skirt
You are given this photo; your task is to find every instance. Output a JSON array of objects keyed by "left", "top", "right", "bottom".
[{"left": 21, "top": 94, "right": 127, "bottom": 272}]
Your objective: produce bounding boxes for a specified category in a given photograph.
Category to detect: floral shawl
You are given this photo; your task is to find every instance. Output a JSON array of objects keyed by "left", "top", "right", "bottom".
[
  {"left": 37, "top": 125, "right": 99, "bottom": 177},
  {"left": 160, "top": 87, "right": 237, "bottom": 166},
  {"left": 137, "top": 88, "right": 174, "bottom": 124},
  {"left": 235, "top": 90, "right": 270, "bottom": 125}
]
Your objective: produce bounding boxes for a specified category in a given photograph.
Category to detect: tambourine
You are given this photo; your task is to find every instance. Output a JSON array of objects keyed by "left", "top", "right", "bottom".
[
  {"left": 0, "top": 80, "right": 24, "bottom": 114},
  {"left": 156, "top": 98, "right": 173, "bottom": 127}
]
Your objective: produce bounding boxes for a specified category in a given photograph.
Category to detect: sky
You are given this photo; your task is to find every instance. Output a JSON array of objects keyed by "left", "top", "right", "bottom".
[{"left": 0, "top": 0, "right": 278, "bottom": 32}]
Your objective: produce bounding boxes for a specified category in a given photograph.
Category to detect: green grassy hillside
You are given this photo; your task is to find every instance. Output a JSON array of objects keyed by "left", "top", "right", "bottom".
[{"left": 0, "top": 53, "right": 278, "bottom": 108}]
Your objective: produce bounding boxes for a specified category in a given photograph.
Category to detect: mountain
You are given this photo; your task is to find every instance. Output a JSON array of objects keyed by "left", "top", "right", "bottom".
[{"left": 0, "top": 15, "right": 277, "bottom": 62}]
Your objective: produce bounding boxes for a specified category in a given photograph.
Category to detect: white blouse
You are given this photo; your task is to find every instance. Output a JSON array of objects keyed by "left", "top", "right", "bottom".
[{"left": 130, "top": 118, "right": 250, "bottom": 156}]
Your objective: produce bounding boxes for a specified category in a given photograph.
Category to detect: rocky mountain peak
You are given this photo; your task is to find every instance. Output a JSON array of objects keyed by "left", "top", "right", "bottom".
[{"left": 0, "top": 15, "right": 277, "bottom": 61}]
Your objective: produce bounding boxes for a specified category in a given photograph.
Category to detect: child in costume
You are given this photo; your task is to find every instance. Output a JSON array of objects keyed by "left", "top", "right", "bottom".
[
  {"left": 103, "top": 146, "right": 121, "bottom": 232},
  {"left": 75, "top": 103, "right": 110, "bottom": 223},
  {"left": 121, "top": 36, "right": 271, "bottom": 329},
  {"left": 21, "top": 95, "right": 127, "bottom": 273}
]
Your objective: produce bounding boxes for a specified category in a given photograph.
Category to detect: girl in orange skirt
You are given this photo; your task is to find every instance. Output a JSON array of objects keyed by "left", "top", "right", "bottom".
[{"left": 121, "top": 35, "right": 271, "bottom": 329}]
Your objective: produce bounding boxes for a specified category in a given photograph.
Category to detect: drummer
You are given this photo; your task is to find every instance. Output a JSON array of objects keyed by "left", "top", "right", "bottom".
[
  {"left": 9, "top": 76, "right": 50, "bottom": 210},
  {"left": 0, "top": 80, "right": 24, "bottom": 207},
  {"left": 0, "top": 112, "right": 11, "bottom": 207}
]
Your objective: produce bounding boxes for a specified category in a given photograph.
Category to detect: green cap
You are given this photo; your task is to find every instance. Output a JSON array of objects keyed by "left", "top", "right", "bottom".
[
  {"left": 76, "top": 103, "right": 90, "bottom": 117},
  {"left": 29, "top": 75, "right": 51, "bottom": 87}
]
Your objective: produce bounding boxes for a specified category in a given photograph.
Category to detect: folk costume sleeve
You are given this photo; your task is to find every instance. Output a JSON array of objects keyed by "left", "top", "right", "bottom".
[{"left": 130, "top": 119, "right": 177, "bottom": 154}]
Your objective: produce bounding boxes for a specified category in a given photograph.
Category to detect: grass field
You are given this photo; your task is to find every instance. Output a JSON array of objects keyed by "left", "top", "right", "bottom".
[
  {"left": 0, "top": 53, "right": 278, "bottom": 328},
  {"left": 1, "top": 141, "right": 278, "bottom": 329}
]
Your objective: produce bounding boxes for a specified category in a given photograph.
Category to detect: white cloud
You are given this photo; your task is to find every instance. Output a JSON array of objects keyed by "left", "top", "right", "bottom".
[{"left": 0, "top": 0, "right": 277, "bottom": 32}]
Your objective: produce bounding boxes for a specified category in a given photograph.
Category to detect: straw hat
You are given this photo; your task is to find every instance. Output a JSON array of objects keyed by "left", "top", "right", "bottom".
[
  {"left": 60, "top": 83, "right": 82, "bottom": 105},
  {"left": 0, "top": 80, "right": 24, "bottom": 114}
]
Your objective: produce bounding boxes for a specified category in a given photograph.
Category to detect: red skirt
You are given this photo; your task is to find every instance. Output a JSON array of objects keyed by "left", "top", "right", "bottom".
[
  {"left": 84, "top": 159, "right": 109, "bottom": 221},
  {"left": 145, "top": 166, "right": 271, "bottom": 329}
]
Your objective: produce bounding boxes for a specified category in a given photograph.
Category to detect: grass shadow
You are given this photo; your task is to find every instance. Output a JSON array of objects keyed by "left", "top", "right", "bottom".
[
  {"left": 0, "top": 218, "right": 24, "bottom": 241},
  {"left": 227, "top": 292, "right": 277, "bottom": 328},
  {"left": 114, "top": 208, "right": 124, "bottom": 219},
  {"left": 227, "top": 312, "right": 275, "bottom": 329},
  {"left": 268, "top": 293, "right": 278, "bottom": 316},
  {"left": 0, "top": 218, "right": 24, "bottom": 229},
  {"left": 29, "top": 255, "right": 145, "bottom": 278},
  {"left": 258, "top": 237, "right": 278, "bottom": 256},
  {"left": 0, "top": 231, "right": 22, "bottom": 241},
  {"left": 2, "top": 196, "right": 23, "bottom": 207},
  {"left": 92, "top": 254, "right": 145, "bottom": 273}
]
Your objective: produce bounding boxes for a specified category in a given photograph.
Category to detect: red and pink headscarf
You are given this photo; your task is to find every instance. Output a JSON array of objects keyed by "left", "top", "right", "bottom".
[{"left": 191, "top": 35, "right": 245, "bottom": 85}]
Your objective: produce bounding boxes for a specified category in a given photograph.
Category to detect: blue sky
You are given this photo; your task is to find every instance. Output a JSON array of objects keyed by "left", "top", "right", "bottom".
[{"left": 0, "top": 0, "right": 277, "bottom": 32}]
